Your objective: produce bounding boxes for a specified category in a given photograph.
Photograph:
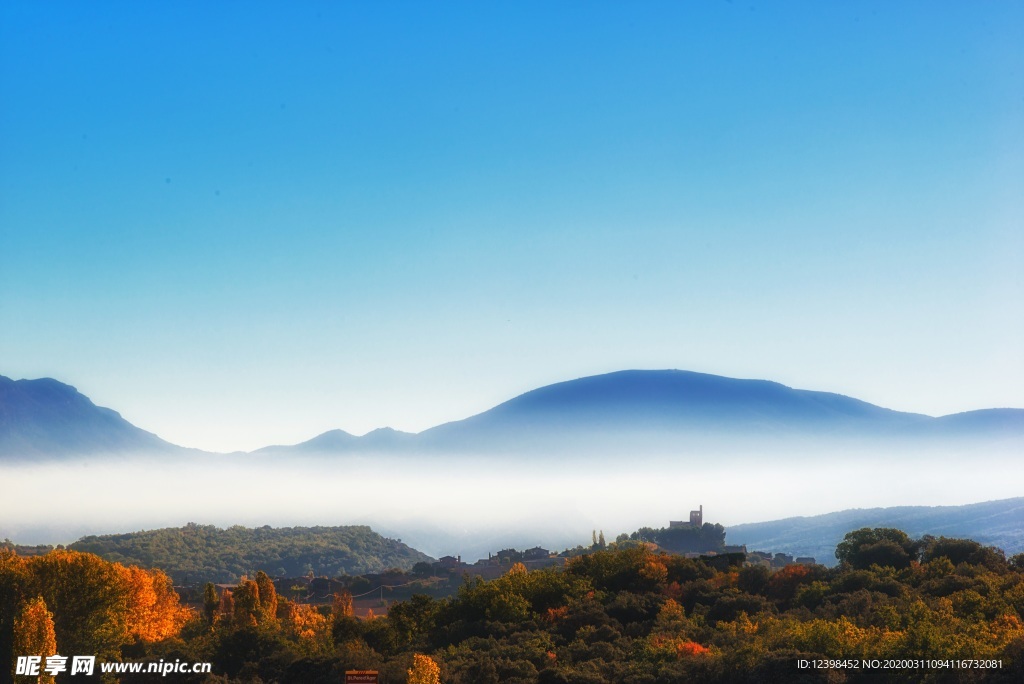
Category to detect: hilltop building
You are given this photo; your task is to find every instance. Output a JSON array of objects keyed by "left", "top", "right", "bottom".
[{"left": 669, "top": 504, "right": 703, "bottom": 529}]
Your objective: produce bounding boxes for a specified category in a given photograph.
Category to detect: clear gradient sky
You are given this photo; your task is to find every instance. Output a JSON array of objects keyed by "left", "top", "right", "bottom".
[{"left": 1, "top": 2, "right": 1022, "bottom": 452}]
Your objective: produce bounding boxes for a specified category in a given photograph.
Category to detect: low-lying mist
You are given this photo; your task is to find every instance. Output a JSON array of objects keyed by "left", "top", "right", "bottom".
[{"left": 1, "top": 445, "right": 1018, "bottom": 563}]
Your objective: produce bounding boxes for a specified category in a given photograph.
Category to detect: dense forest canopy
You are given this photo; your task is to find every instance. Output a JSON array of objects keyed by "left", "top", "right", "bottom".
[
  {"left": 4, "top": 528, "right": 1024, "bottom": 683},
  {"left": 626, "top": 523, "right": 727, "bottom": 553}
]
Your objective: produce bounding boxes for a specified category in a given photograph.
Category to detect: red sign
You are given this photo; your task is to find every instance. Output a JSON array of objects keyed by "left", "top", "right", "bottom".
[{"left": 345, "top": 671, "right": 379, "bottom": 684}]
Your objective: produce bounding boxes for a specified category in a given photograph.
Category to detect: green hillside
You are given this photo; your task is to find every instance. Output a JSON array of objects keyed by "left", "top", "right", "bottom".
[{"left": 63, "top": 523, "right": 434, "bottom": 584}]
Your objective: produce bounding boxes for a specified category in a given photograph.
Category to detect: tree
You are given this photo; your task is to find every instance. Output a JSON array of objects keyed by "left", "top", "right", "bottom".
[
  {"left": 0, "top": 549, "right": 30, "bottom": 684},
  {"left": 407, "top": 653, "right": 441, "bottom": 684},
  {"left": 332, "top": 590, "right": 354, "bottom": 618},
  {"left": 233, "top": 580, "right": 261, "bottom": 627},
  {"left": 598, "top": 531, "right": 606, "bottom": 549},
  {"left": 921, "top": 537, "right": 1006, "bottom": 570},
  {"left": 737, "top": 564, "right": 771, "bottom": 596},
  {"left": 282, "top": 603, "right": 331, "bottom": 654},
  {"left": 331, "top": 589, "right": 360, "bottom": 644},
  {"left": 835, "top": 528, "right": 917, "bottom": 569},
  {"left": 12, "top": 597, "right": 57, "bottom": 684},
  {"left": 219, "top": 588, "right": 235, "bottom": 618},
  {"left": 119, "top": 565, "right": 190, "bottom": 641},
  {"left": 203, "top": 583, "right": 219, "bottom": 626},
  {"left": 1009, "top": 553, "right": 1024, "bottom": 571},
  {"left": 254, "top": 571, "right": 278, "bottom": 622},
  {"left": 26, "top": 550, "right": 132, "bottom": 660}
]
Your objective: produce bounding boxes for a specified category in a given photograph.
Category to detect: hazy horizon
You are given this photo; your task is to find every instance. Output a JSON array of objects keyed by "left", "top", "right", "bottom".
[{"left": 2, "top": 444, "right": 1019, "bottom": 557}]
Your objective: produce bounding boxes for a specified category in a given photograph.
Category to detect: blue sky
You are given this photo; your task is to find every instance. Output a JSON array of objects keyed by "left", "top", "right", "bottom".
[{"left": 2, "top": 1, "right": 1022, "bottom": 452}]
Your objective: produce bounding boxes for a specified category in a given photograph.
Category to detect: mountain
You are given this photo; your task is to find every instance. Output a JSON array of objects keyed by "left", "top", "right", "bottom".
[
  {"left": 417, "top": 370, "right": 928, "bottom": 451},
  {"left": 0, "top": 375, "right": 182, "bottom": 459},
  {"left": 255, "top": 426, "right": 417, "bottom": 454},
  {"left": 4, "top": 370, "right": 1023, "bottom": 458},
  {"left": 727, "top": 498, "right": 1024, "bottom": 566},
  {"left": 279, "top": 370, "right": 1024, "bottom": 455}
]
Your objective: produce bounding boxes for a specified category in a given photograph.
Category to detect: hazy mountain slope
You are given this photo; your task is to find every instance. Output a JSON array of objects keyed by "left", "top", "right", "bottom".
[
  {"left": 5, "top": 370, "right": 1022, "bottom": 458},
  {"left": 256, "top": 426, "right": 417, "bottom": 454},
  {"left": 66, "top": 523, "right": 435, "bottom": 584},
  {"left": 727, "top": 498, "right": 1024, "bottom": 566},
  {"left": 412, "top": 370, "right": 1020, "bottom": 454},
  {"left": 932, "top": 408, "right": 1024, "bottom": 439},
  {"left": 0, "top": 375, "right": 179, "bottom": 459}
]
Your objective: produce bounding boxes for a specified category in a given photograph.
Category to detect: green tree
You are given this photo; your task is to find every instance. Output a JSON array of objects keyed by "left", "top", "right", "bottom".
[
  {"left": 835, "top": 528, "right": 918, "bottom": 569},
  {"left": 737, "top": 564, "right": 770, "bottom": 596},
  {"left": 203, "top": 583, "right": 219, "bottom": 626},
  {"left": 921, "top": 537, "right": 1006, "bottom": 570},
  {"left": 1009, "top": 553, "right": 1024, "bottom": 571},
  {"left": 27, "top": 550, "right": 132, "bottom": 661}
]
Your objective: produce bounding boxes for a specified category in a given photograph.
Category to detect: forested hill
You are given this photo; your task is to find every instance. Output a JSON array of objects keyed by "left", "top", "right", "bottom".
[{"left": 62, "top": 524, "right": 434, "bottom": 584}]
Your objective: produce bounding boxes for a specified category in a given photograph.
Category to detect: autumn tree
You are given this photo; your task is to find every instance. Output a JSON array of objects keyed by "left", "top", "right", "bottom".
[
  {"left": 332, "top": 590, "right": 360, "bottom": 644},
  {"left": 0, "top": 550, "right": 30, "bottom": 684},
  {"left": 233, "top": 579, "right": 261, "bottom": 628},
  {"left": 12, "top": 597, "right": 57, "bottom": 684},
  {"left": 253, "top": 571, "right": 278, "bottom": 623},
  {"left": 282, "top": 602, "right": 332, "bottom": 654},
  {"left": 26, "top": 550, "right": 132, "bottom": 661},
  {"left": 120, "top": 565, "right": 190, "bottom": 641},
  {"left": 407, "top": 653, "right": 441, "bottom": 684},
  {"left": 219, "top": 588, "right": 235, "bottom": 618},
  {"left": 507, "top": 562, "right": 528, "bottom": 577},
  {"left": 332, "top": 590, "right": 354, "bottom": 618}
]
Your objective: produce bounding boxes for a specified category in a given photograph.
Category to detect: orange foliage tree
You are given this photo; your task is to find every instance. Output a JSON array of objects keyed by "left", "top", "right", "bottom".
[
  {"left": 1, "top": 549, "right": 31, "bottom": 684},
  {"left": 407, "top": 653, "right": 441, "bottom": 684},
  {"left": 768, "top": 563, "right": 813, "bottom": 602},
  {"left": 282, "top": 602, "right": 332, "bottom": 654},
  {"left": 332, "top": 590, "right": 354, "bottom": 618},
  {"left": 12, "top": 596, "right": 57, "bottom": 684},
  {"left": 253, "top": 571, "right": 278, "bottom": 623},
  {"left": 118, "top": 565, "right": 191, "bottom": 642}
]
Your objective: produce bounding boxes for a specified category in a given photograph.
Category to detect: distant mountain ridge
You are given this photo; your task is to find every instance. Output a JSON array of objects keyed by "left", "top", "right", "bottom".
[
  {"left": 287, "top": 370, "right": 1024, "bottom": 455},
  {"left": 727, "top": 498, "right": 1024, "bottom": 566},
  {"left": 2, "top": 370, "right": 1022, "bottom": 459},
  {"left": 0, "top": 375, "right": 181, "bottom": 459}
]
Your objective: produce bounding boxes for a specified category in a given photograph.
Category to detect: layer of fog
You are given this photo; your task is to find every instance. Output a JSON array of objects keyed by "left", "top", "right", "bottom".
[{"left": 1, "top": 446, "right": 1019, "bottom": 563}]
